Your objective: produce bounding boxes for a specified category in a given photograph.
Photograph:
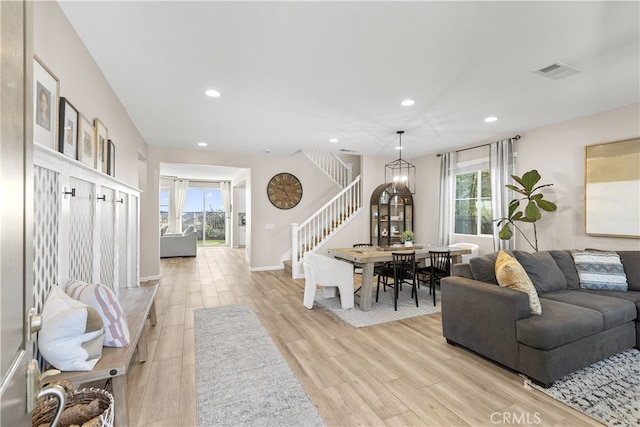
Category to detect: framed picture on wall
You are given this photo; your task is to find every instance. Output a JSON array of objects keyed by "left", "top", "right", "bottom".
[
  {"left": 585, "top": 138, "right": 640, "bottom": 238},
  {"left": 78, "top": 115, "right": 95, "bottom": 167},
  {"left": 94, "top": 118, "right": 108, "bottom": 173},
  {"left": 107, "top": 140, "right": 115, "bottom": 177},
  {"left": 33, "top": 55, "right": 60, "bottom": 149},
  {"left": 58, "top": 97, "right": 78, "bottom": 159}
]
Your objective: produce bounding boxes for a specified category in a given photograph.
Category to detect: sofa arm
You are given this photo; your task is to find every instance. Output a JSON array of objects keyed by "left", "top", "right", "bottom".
[{"left": 441, "top": 276, "right": 531, "bottom": 371}]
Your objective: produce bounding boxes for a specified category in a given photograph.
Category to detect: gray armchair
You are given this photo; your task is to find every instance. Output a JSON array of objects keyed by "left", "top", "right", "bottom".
[{"left": 160, "top": 225, "right": 197, "bottom": 257}]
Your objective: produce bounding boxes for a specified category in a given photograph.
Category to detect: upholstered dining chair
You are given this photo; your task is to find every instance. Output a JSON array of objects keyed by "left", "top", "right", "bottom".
[
  {"left": 303, "top": 253, "right": 354, "bottom": 309},
  {"left": 376, "top": 252, "right": 418, "bottom": 311},
  {"left": 448, "top": 242, "right": 479, "bottom": 263},
  {"left": 417, "top": 250, "right": 451, "bottom": 305}
]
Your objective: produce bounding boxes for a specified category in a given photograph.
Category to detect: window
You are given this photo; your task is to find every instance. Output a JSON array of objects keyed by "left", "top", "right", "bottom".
[
  {"left": 159, "top": 189, "right": 169, "bottom": 226},
  {"left": 454, "top": 169, "right": 492, "bottom": 235},
  {"left": 183, "top": 188, "right": 225, "bottom": 246}
]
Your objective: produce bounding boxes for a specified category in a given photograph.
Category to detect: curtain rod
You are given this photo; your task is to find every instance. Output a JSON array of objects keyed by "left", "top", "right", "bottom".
[{"left": 436, "top": 134, "right": 520, "bottom": 157}]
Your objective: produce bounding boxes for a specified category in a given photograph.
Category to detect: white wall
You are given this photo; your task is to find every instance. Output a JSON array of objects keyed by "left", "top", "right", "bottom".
[{"left": 412, "top": 103, "right": 640, "bottom": 255}]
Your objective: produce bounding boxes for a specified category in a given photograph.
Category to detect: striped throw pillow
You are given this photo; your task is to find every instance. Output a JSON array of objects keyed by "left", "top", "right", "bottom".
[
  {"left": 571, "top": 250, "right": 628, "bottom": 291},
  {"left": 66, "top": 280, "right": 131, "bottom": 347}
]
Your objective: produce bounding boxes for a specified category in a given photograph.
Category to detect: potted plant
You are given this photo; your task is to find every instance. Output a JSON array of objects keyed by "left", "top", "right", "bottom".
[
  {"left": 494, "top": 169, "right": 557, "bottom": 252},
  {"left": 400, "top": 230, "right": 415, "bottom": 247}
]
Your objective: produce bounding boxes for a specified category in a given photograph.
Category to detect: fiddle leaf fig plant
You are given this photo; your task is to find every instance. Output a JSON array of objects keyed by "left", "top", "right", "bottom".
[{"left": 495, "top": 169, "right": 557, "bottom": 252}]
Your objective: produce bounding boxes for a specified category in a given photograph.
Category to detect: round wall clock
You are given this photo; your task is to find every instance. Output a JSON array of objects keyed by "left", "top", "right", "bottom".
[{"left": 267, "top": 172, "right": 303, "bottom": 209}]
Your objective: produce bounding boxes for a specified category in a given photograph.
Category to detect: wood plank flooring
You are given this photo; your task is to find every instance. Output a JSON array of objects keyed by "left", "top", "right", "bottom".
[{"left": 125, "top": 247, "right": 599, "bottom": 426}]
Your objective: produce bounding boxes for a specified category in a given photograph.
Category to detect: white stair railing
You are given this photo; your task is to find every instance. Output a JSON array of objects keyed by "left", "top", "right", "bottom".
[
  {"left": 291, "top": 175, "right": 361, "bottom": 278},
  {"left": 303, "top": 151, "right": 353, "bottom": 188}
]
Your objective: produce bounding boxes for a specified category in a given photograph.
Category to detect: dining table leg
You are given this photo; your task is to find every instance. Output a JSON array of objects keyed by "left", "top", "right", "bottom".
[{"left": 359, "top": 263, "right": 374, "bottom": 311}]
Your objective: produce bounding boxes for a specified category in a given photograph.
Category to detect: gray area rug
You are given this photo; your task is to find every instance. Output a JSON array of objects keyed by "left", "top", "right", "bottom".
[
  {"left": 314, "top": 283, "right": 441, "bottom": 328},
  {"left": 194, "top": 305, "right": 325, "bottom": 427},
  {"left": 530, "top": 348, "right": 640, "bottom": 426}
]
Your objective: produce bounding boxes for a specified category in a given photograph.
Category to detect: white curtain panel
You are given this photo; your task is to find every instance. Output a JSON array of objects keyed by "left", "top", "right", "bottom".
[
  {"left": 174, "top": 179, "right": 189, "bottom": 233},
  {"left": 490, "top": 139, "right": 515, "bottom": 251},
  {"left": 220, "top": 182, "right": 231, "bottom": 244},
  {"left": 438, "top": 151, "right": 457, "bottom": 246}
]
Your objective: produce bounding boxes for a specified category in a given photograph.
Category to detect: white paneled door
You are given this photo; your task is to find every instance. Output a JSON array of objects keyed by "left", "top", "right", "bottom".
[{"left": 0, "top": 1, "right": 35, "bottom": 425}]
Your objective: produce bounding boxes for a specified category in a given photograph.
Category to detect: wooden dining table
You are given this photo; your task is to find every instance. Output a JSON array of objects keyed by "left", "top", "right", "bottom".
[{"left": 328, "top": 245, "right": 472, "bottom": 311}]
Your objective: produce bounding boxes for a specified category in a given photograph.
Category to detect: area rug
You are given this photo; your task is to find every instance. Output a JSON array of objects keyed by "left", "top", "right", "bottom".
[
  {"left": 314, "top": 283, "right": 442, "bottom": 328},
  {"left": 194, "top": 305, "right": 325, "bottom": 427},
  {"left": 529, "top": 348, "right": 640, "bottom": 426}
]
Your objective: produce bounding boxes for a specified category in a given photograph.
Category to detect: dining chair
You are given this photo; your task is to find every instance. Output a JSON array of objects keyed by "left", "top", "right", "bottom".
[
  {"left": 352, "top": 243, "right": 386, "bottom": 296},
  {"left": 417, "top": 250, "right": 451, "bottom": 305},
  {"left": 376, "top": 252, "right": 418, "bottom": 311},
  {"left": 448, "top": 242, "right": 479, "bottom": 263}
]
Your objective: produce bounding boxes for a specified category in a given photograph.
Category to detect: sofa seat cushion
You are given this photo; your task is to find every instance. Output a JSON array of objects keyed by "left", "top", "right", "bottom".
[
  {"left": 576, "top": 289, "right": 640, "bottom": 318},
  {"left": 540, "top": 290, "right": 636, "bottom": 329},
  {"left": 516, "top": 299, "right": 602, "bottom": 350}
]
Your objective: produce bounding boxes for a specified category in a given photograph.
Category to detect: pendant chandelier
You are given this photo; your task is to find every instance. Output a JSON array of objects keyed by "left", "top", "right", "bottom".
[{"left": 385, "top": 130, "right": 416, "bottom": 194}]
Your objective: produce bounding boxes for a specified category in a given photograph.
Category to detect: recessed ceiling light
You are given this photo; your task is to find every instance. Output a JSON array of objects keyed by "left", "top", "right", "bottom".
[
  {"left": 329, "top": 138, "right": 339, "bottom": 143},
  {"left": 401, "top": 99, "right": 415, "bottom": 106},
  {"left": 205, "top": 89, "right": 221, "bottom": 97},
  {"left": 484, "top": 116, "right": 498, "bottom": 123},
  {"left": 395, "top": 146, "right": 403, "bottom": 150},
  {"left": 197, "top": 142, "right": 208, "bottom": 147}
]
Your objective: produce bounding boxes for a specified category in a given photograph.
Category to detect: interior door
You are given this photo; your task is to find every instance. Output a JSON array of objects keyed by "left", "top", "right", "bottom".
[{"left": 0, "top": 1, "right": 35, "bottom": 425}]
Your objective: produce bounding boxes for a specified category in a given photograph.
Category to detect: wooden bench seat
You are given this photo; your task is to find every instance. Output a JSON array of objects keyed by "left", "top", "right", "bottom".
[{"left": 47, "top": 284, "right": 158, "bottom": 426}]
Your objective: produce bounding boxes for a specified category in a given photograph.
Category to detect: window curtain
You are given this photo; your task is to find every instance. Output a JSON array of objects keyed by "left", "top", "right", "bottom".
[
  {"left": 174, "top": 179, "right": 189, "bottom": 233},
  {"left": 438, "top": 151, "right": 457, "bottom": 246},
  {"left": 220, "top": 181, "right": 231, "bottom": 244},
  {"left": 490, "top": 139, "right": 515, "bottom": 251}
]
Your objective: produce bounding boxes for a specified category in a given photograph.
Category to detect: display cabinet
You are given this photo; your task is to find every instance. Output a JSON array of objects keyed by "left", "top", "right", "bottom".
[{"left": 370, "top": 183, "right": 413, "bottom": 246}]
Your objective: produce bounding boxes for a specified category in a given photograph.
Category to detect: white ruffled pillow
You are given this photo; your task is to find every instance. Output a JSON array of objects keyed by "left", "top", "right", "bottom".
[
  {"left": 65, "top": 280, "right": 130, "bottom": 347},
  {"left": 39, "top": 286, "right": 104, "bottom": 371}
]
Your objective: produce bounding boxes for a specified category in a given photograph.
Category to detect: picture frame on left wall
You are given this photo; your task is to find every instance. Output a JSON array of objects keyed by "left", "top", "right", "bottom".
[
  {"left": 78, "top": 115, "right": 95, "bottom": 168},
  {"left": 107, "top": 139, "right": 115, "bottom": 177},
  {"left": 33, "top": 55, "right": 60, "bottom": 149},
  {"left": 58, "top": 97, "right": 78, "bottom": 159},
  {"left": 94, "top": 118, "right": 108, "bottom": 173}
]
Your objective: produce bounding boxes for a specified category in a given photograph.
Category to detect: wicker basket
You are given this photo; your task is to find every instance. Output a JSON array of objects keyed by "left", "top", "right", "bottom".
[{"left": 32, "top": 387, "right": 114, "bottom": 427}]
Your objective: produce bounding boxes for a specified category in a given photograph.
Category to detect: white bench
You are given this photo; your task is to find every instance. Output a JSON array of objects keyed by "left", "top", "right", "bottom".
[{"left": 47, "top": 284, "right": 158, "bottom": 426}]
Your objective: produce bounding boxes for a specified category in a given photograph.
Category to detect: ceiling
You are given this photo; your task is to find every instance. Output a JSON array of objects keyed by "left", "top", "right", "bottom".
[{"left": 58, "top": 1, "right": 639, "bottom": 160}]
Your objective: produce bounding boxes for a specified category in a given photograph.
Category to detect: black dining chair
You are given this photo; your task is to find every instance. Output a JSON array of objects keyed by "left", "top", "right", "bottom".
[
  {"left": 417, "top": 250, "right": 451, "bottom": 305},
  {"left": 376, "top": 252, "right": 418, "bottom": 311}
]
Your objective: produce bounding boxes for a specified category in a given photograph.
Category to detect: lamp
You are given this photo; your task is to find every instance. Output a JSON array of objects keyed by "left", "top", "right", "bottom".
[{"left": 385, "top": 130, "right": 416, "bottom": 194}]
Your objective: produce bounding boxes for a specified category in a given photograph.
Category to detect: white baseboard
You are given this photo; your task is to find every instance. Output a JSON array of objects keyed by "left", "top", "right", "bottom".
[{"left": 249, "top": 265, "right": 283, "bottom": 272}]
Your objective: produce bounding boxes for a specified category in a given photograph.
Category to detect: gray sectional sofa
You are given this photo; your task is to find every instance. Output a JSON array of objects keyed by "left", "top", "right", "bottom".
[{"left": 441, "top": 249, "right": 640, "bottom": 386}]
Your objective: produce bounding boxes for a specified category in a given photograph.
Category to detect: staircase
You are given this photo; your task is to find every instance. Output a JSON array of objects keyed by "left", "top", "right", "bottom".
[{"left": 290, "top": 176, "right": 362, "bottom": 278}]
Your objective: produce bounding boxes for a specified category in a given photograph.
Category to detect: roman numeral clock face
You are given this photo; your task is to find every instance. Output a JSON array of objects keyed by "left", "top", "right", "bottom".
[{"left": 267, "top": 172, "right": 303, "bottom": 209}]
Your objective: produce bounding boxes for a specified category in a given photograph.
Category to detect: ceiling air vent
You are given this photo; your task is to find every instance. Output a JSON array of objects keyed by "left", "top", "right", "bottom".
[
  {"left": 339, "top": 148, "right": 356, "bottom": 153},
  {"left": 534, "top": 62, "right": 581, "bottom": 80}
]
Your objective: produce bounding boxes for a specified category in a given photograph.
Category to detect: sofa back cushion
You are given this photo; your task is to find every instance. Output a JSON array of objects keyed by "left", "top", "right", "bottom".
[
  {"left": 548, "top": 250, "right": 581, "bottom": 289},
  {"left": 617, "top": 251, "right": 640, "bottom": 291},
  {"left": 513, "top": 251, "right": 567, "bottom": 293},
  {"left": 469, "top": 251, "right": 511, "bottom": 285}
]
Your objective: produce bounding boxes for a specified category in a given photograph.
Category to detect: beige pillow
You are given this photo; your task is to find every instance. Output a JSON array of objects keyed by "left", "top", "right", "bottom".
[{"left": 495, "top": 250, "right": 542, "bottom": 315}]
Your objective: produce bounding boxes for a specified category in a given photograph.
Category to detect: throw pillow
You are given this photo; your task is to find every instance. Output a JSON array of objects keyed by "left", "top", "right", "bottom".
[
  {"left": 513, "top": 251, "right": 567, "bottom": 293},
  {"left": 495, "top": 251, "right": 542, "bottom": 315},
  {"left": 571, "top": 250, "right": 628, "bottom": 291},
  {"left": 39, "top": 286, "right": 105, "bottom": 371},
  {"left": 66, "top": 280, "right": 131, "bottom": 347}
]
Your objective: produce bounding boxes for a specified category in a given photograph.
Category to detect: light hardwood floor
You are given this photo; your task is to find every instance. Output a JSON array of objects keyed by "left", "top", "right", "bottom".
[{"left": 125, "top": 247, "right": 598, "bottom": 426}]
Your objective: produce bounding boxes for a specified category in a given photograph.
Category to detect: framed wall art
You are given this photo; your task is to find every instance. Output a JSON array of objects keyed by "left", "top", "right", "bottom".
[
  {"left": 33, "top": 55, "right": 60, "bottom": 149},
  {"left": 58, "top": 97, "right": 78, "bottom": 159},
  {"left": 585, "top": 138, "right": 640, "bottom": 238},
  {"left": 78, "top": 115, "right": 95, "bottom": 168},
  {"left": 94, "top": 118, "right": 108, "bottom": 173},
  {"left": 107, "top": 140, "right": 115, "bottom": 177}
]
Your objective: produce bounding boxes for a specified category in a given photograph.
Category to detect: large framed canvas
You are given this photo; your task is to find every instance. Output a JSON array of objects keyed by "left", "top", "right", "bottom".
[
  {"left": 33, "top": 55, "right": 60, "bottom": 149},
  {"left": 58, "top": 97, "right": 78, "bottom": 159},
  {"left": 585, "top": 138, "right": 640, "bottom": 238},
  {"left": 78, "top": 115, "right": 95, "bottom": 167}
]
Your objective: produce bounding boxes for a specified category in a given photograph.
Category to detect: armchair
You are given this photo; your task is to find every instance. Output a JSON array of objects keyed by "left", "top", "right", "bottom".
[{"left": 160, "top": 226, "right": 197, "bottom": 258}]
